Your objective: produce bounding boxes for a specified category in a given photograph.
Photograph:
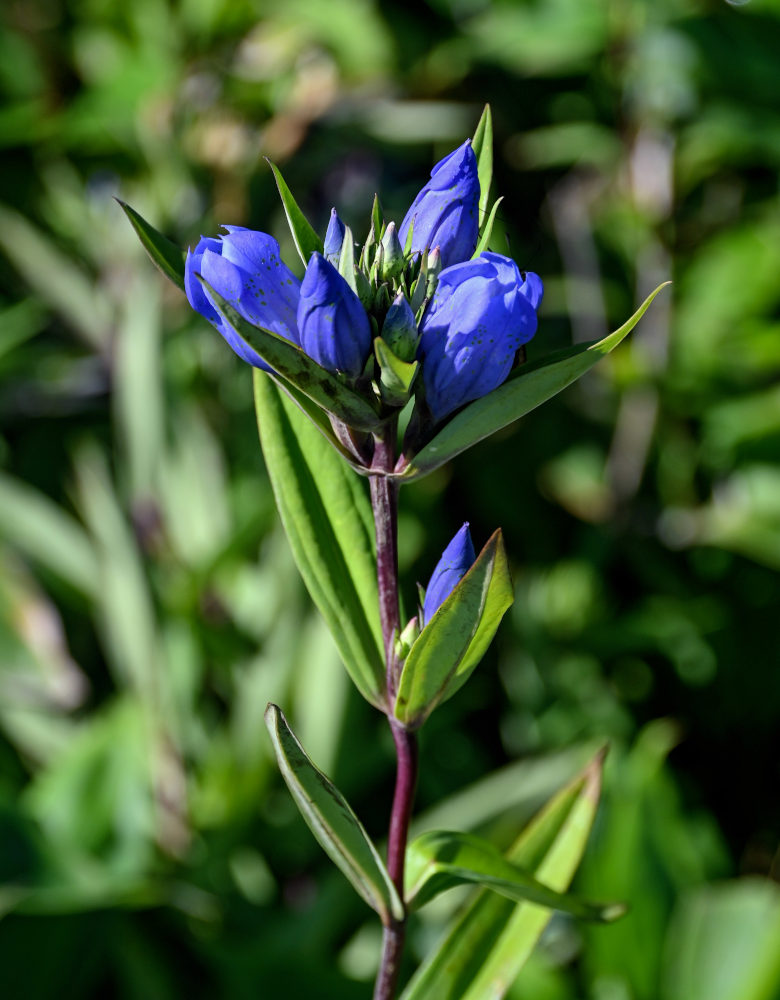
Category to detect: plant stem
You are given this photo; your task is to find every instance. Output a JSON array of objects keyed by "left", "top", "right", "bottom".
[{"left": 370, "top": 428, "right": 419, "bottom": 1000}]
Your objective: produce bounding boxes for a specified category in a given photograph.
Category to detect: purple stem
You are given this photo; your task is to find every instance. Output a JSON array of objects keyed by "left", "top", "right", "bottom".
[{"left": 370, "top": 429, "right": 419, "bottom": 1000}]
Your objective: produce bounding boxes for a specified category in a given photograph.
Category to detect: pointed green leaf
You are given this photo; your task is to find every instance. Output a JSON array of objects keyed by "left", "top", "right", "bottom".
[
  {"left": 199, "top": 277, "right": 383, "bottom": 432},
  {"left": 372, "top": 193, "right": 384, "bottom": 244},
  {"left": 406, "top": 829, "right": 623, "bottom": 921},
  {"left": 401, "top": 282, "right": 671, "bottom": 481},
  {"left": 116, "top": 200, "right": 186, "bottom": 292},
  {"left": 265, "top": 704, "right": 403, "bottom": 922},
  {"left": 472, "top": 197, "right": 504, "bottom": 259},
  {"left": 253, "top": 371, "right": 385, "bottom": 706},
  {"left": 375, "top": 337, "right": 419, "bottom": 407},
  {"left": 394, "top": 530, "right": 513, "bottom": 728},
  {"left": 401, "top": 753, "right": 606, "bottom": 1000},
  {"left": 266, "top": 160, "right": 324, "bottom": 267},
  {"left": 338, "top": 224, "right": 358, "bottom": 294},
  {"left": 471, "top": 104, "right": 494, "bottom": 226}
]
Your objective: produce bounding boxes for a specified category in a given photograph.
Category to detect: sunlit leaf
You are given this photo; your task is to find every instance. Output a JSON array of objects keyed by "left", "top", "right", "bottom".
[
  {"left": 471, "top": 103, "right": 494, "bottom": 226},
  {"left": 400, "top": 283, "right": 671, "bottom": 481},
  {"left": 401, "top": 751, "right": 605, "bottom": 1000},
  {"left": 253, "top": 371, "right": 386, "bottom": 706},
  {"left": 406, "top": 829, "right": 624, "bottom": 921},
  {"left": 266, "top": 160, "right": 323, "bottom": 267},
  {"left": 265, "top": 704, "right": 403, "bottom": 922},
  {"left": 116, "top": 200, "right": 186, "bottom": 292}
]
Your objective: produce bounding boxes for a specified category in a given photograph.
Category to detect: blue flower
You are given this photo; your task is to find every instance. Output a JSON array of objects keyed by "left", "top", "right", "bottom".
[
  {"left": 323, "top": 208, "right": 346, "bottom": 265},
  {"left": 184, "top": 226, "right": 301, "bottom": 371},
  {"left": 399, "top": 140, "right": 480, "bottom": 269},
  {"left": 423, "top": 523, "right": 476, "bottom": 625},
  {"left": 418, "top": 252, "right": 543, "bottom": 421},
  {"left": 297, "top": 253, "right": 372, "bottom": 378}
]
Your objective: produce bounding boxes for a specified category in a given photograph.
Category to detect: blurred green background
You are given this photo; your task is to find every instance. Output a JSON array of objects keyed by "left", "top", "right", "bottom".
[{"left": 1, "top": 0, "right": 779, "bottom": 997}]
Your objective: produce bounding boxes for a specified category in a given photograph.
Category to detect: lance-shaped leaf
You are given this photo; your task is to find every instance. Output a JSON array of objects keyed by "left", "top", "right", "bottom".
[
  {"left": 401, "top": 752, "right": 606, "bottom": 1000},
  {"left": 266, "top": 160, "right": 323, "bottom": 267},
  {"left": 265, "top": 705, "right": 403, "bottom": 922},
  {"left": 338, "top": 224, "right": 358, "bottom": 294},
  {"left": 117, "top": 200, "right": 186, "bottom": 292},
  {"left": 405, "top": 829, "right": 624, "bottom": 920},
  {"left": 254, "top": 372, "right": 385, "bottom": 706},
  {"left": 400, "top": 282, "right": 671, "bottom": 481},
  {"left": 471, "top": 104, "right": 494, "bottom": 226},
  {"left": 199, "top": 277, "right": 383, "bottom": 432},
  {"left": 394, "top": 530, "right": 513, "bottom": 728}
]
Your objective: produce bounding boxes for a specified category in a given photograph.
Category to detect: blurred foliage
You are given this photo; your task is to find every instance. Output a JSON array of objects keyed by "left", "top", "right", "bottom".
[{"left": 1, "top": 0, "right": 779, "bottom": 996}]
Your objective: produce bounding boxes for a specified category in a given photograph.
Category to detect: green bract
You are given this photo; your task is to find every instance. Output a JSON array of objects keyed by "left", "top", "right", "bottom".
[{"left": 394, "top": 530, "right": 513, "bottom": 728}]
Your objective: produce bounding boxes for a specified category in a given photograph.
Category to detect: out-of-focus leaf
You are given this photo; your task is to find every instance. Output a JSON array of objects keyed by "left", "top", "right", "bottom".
[
  {"left": 471, "top": 103, "right": 493, "bottom": 224},
  {"left": 0, "top": 203, "right": 111, "bottom": 348},
  {"left": 406, "top": 829, "right": 623, "bottom": 921},
  {"left": 116, "top": 200, "right": 186, "bottom": 292},
  {"left": 394, "top": 530, "right": 512, "bottom": 728},
  {"left": 0, "top": 472, "right": 98, "bottom": 596},
  {"left": 266, "top": 160, "right": 323, "bottom": 267},
  {"left": 203, "top": 278, "right": 383, "bottom": 433},
  {"left": 401, "top": 283, "right": 670, "bottom": 481},
  {"left": 662, "top": 879, "right": 780, "bottom": 1000},
  {"left": 265, "top": 704, "right": 403, "bottom": 922},
  {"left": 253, "top": 371, "right": 385, "bottom": 707},
  {"left": 401, "top": 752, "right": 605, "bottom": 1000}
]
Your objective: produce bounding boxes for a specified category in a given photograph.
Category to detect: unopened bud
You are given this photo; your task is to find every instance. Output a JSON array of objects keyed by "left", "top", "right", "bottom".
[
  {"left": 379, "top": 221, "right": 405, "bottom": 281},
  {"left": 324, "top": 208, "right": 346, "bottom": 265},
  {"left": 381, "top": 290, "right": 419, "bottom": 362}
]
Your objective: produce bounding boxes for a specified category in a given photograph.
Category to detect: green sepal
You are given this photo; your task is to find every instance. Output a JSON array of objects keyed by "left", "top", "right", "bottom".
[
  {"left": 253, "top": 371, "right": 386, "bottom": 705},
  {"left": 371, "top": 193, "right": 384, "bottom": 245},
  {"left": 401, "top": 752, "right": 606, "bottom": 1000},
  {"left": 405, "top": 829, "right": 624, "bottom": 920},
  {"left": 198, "top": 276, "right": 383, "bottom": 432},
  {"left": 403, "top": 215, "right": 415, "bottom": 256},
  {"left": 338, "top": 225, "right": 358, "bottom": 294},
  {"left": 471, "top": 104, "right": 494, "bottom": 226},
  {"left": 265, "top": 705, "right": 403, "bottom": 922},
  {"left": 117, "top": 200, "right": 186, "bottom": 292},
  {"left": 266, "top": 159, "right": 324, "bottom": 267},
  {"left": 400, "top": 282, "right": 671, "bottom": 481},
  {"left": 374, "top": 337, "right": 419, "bottom": 407},
  {"left": 472, "top": 196, "right": 503, "bottom": 259},
  {"left": 394, "top": 529, "right": 513, "bottom": 728}
]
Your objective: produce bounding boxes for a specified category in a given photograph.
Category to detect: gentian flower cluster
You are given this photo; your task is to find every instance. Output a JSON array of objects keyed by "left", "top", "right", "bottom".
[{"left": 184, "top": 135, "right": 543, "bottom": 444}]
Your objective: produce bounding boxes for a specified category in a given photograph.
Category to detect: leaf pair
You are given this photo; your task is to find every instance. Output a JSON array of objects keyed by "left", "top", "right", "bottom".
[{"left": 266, "top": 702, "right": 619, "bottom": 992}]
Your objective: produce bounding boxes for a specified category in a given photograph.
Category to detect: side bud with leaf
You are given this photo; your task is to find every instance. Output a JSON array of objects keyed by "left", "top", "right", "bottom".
[{"left": 121, "top": 103, "right": 667, "bottom": 1000}]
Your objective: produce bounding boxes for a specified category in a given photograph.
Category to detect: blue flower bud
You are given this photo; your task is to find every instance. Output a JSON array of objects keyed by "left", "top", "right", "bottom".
[
  {"left": 382, "top": 290, "right": 418, "bottom": 362},
  {"left": 324, "top": 207, "right": 346, "bottom": 265},
  {"left": 297, "top": 253, "right": 372, "bottom": 377},
  {"left": 184, "top": 226, "right": 301, "bottom": 371},
  {"left": 418, "top": 252, "right": 543, "bottom": 421},
  {"left": 399, "top": 140, "right": 480, "bottom": 269},
  {"left": 423, "top": 523, "right": 476, "bottom": 625}
]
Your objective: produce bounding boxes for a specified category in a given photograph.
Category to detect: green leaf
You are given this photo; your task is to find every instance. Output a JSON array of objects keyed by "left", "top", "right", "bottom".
[
  {"left": 471, "top": 104, "right": 494, "bottom": 226},
  {"left": 372, "top": 193, "right": 384, "bottom": 244},
  {"left": 401, "top": 752, "right": 606, "bottom": 1000},
  {"left": 338, "top": 224, "right": 358, "bottom": 294},
  {"left": 473, "top": 197, "right": 504, "bottom": 258},
  {"left": 266, "top": 160, "right": 323, "bottom": 267},
  {"left": 374, "top": 337, "right": 419, "bottom": 407},
  {"left": 265, "top": 704, "right": 403, "bottom": 922},
  {"left": 394, "top": 530, "right": 513, "bottom": 728},
  {"left": 116, "top": 200, "right": 186, "bottom": 292},
  {"left": 253, "top": 371, "right": 386, "bottom": 706},
  {"left": 401, "top": 282, "right": 671, "bottom": 481},
  {"left": 405, "top": 829, "right": 623, "bottom": 921},
  {"left": 200, "top": 277, "right": 383, "bottom": 433}
]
